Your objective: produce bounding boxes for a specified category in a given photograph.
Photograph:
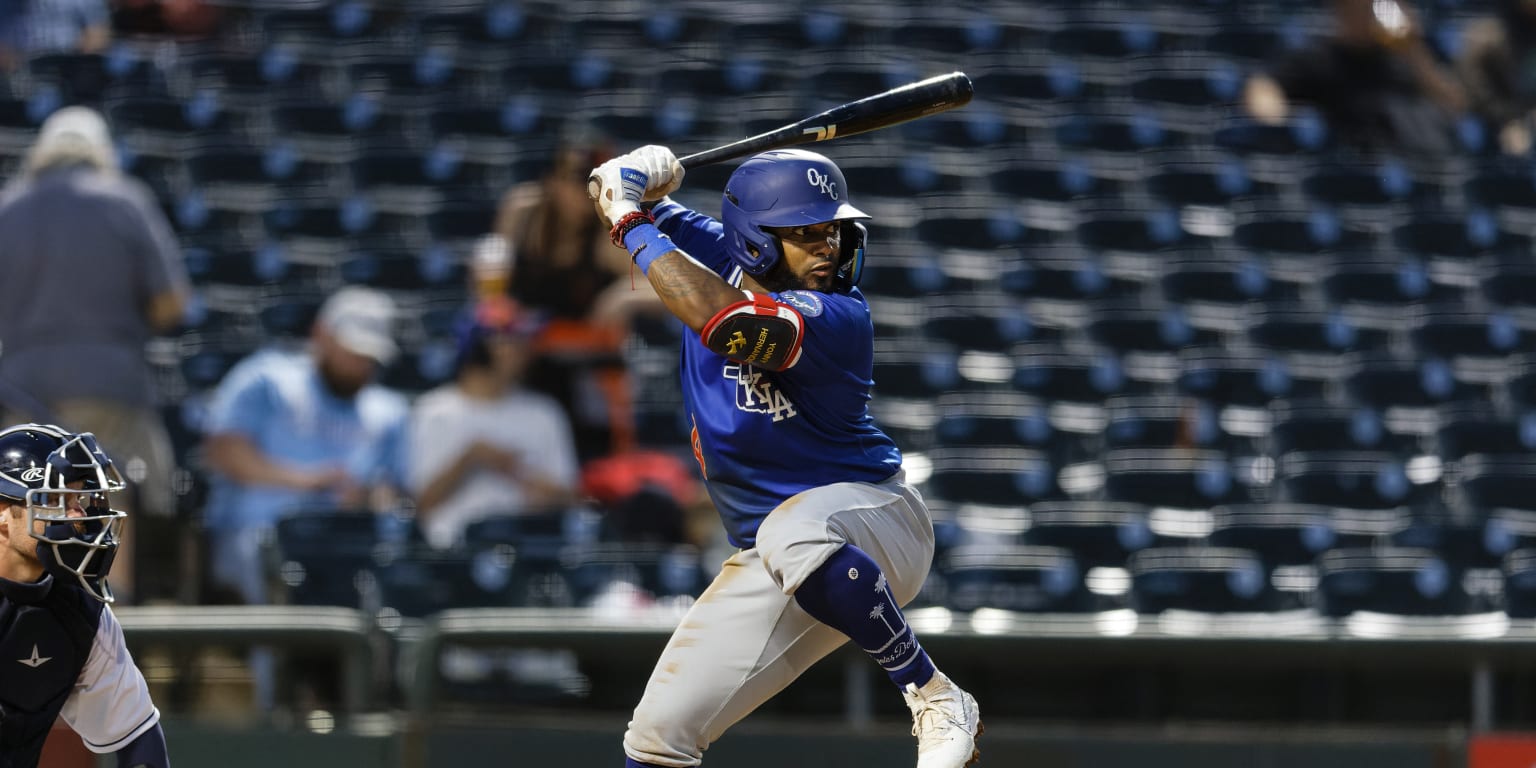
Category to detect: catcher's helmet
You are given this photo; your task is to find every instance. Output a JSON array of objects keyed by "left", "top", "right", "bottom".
[
  {"left": 721, "top": 149, "right": 870, "bottom": 286},
  {"left": 0, "top": 423, "right": 127, "bottom": 603}
]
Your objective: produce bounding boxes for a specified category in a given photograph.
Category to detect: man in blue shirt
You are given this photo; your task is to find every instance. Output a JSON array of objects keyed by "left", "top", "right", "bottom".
[{"left": 590, "top": 147, "right": 981, "bottom": 768}]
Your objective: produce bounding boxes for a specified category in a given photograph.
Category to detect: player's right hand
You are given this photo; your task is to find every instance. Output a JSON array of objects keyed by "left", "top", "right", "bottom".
[{"left": 588, "top": 145, "right": 684, "bottom": 226}]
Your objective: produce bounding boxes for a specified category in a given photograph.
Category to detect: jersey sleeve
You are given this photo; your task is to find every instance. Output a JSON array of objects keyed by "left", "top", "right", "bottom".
[
  {"left": 770, "top": 289, "right": 872, "bottom": 374},
  {"left": 58, "top": 607, "right": 160, "bottom": 754},
  {"left": 649, "top": 199, "right": 735, "bottom": 277}
]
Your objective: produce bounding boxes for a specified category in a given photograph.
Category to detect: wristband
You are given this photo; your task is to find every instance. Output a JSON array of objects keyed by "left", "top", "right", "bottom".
[
  {"left": 623, "top": 222, "right": 677, "bottom": 274},
  {"left": 609, "top": 209, "right": 653, "bottom": 247}
]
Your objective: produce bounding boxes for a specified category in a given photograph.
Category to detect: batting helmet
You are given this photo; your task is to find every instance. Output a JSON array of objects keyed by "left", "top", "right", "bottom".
[
  {"left": 721, "top": 149, "right": 870, "bottom": 279},
  {"left": 0, "top": 423, "right": 127, "bottom": 603}
]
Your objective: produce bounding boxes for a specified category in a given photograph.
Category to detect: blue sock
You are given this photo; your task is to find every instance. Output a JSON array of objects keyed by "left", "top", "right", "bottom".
[
  {"left": 793, "top": 544, "right": 937, "bottom": 690},
  {"left": 625, "top": 760, "right": 667, "bottom": 768}
]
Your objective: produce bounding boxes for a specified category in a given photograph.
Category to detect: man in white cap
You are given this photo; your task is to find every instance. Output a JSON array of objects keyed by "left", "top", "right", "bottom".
[
  {"left": 201, "top": 286, "right": 408, "bottom": 607},
  {"left": 0, "top": 105, "right": 189, "bottom": 605}
]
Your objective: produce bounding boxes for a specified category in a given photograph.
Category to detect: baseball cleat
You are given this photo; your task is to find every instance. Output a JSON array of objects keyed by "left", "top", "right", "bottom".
[{"left": 903, "top": 670, "right": 982, "bottom": 768}]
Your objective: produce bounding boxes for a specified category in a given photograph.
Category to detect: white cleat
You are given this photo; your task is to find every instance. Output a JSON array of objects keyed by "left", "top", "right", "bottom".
[{"left": 903, "top": 669, "right": 982, "bottom": 768}]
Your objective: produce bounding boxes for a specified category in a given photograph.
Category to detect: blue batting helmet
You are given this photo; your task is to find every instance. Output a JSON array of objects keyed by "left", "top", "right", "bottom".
[{"left": 721, "top": 149, "right": 870, "bottom": 278}]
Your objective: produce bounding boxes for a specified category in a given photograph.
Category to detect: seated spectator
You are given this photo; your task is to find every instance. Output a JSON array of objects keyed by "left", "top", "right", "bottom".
[
  {"left": 1459, "top": 0, "right": 1536, "bottom": 154},
  {"left": 495, "top": 131, "right": 662, "bottom": 461},
  {"left": 1244, "top": 0, "right": 1468, "bottom": 154},
  {"left": 201, "top": 287, "right": 408, "bottom": 606},
  {"left": 0, "top": 0, "right": 111, "bottom": 71},
  {"left": 405, "top": 297, "right": 579, "bottom": 551}
]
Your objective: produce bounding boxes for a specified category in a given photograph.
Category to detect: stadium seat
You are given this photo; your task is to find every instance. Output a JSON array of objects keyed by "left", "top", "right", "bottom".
[
  {"left": 923, "top": 304, "right": 1046, "bottom": 352},
  {"left": 1147, "top": 162, "right": 1268, "bottom": 207},
  {"left": 1000, "top": 249, "right": 1142, "bottom": 300},
  {"left": 1085, "top": 305, "right": 1213, "bottom": 353},
  {"left": 1232, "top": 210, "right": 1372, "bottom": 254},
  {"left": 1315, "top": 547, "right": 1470, "bottom": 617},
  {"left": 1503, "top": 548, "right": 1536, "bottom": 618},
  {"left": 561, "top": 543, "right": 707, "bottom": 606},
  {"left": 1102, "top": 395, "right": 1225, "bottom": 450},
  {"left": 1101, "top": 448, "right": 1246, "bottom": 508},
  {"left": 271, "top": 509, "right": 416, "bottom": 609},
  {"left": 1161, "top": 254, "right": 1276, "bottom": 304},
  {"left": 938, "top": 544, "right": 1092, "bottom": 613},
  {"left": 1301, "top": 161, "right": 1420, "bottom": 206},
  {"left": 1393, "top": 212, "right": 1523, "bottom": 261},
  {"left": 1270, "top": 400, "right": 1414, "bottom": 456},
  {"left": 1434, "top": 403, "right": 1536, "bottom": 460},
  {"left": 373, "top": 548, "right": 516, "bottom": 617},
  {"left": 933, "top": 391, "right": 1057, "bottom": 451},
  {"left": 1344, "top": 354, "right": 1484, "bottom": 409},
  {"left": 1277, "top": 451, "right": 1421, "bottom": 510},
  {"left": 990, "top": 161, "right": 1120, "bottom": 203},
  {"left": 1128, "top": 547, "right": 1276, "bottom": 613},
  {"left": 1208, "top": 503, "right": 1336, "bottom": 567},
  {"left": 871, "top": 348, "right": 962, "bottom": 399},
  {"left": 1410, "top": 306, "right": 1526, "bottom": 359},
  {"left": 1177, "top": 347, "right": 1309, "bottom": 406},
  {"left": 926, "top": 446, "right": 1061, "bottom": 506},
  {"left": 1023, "top": 501, "right": 1156, "bottom": 568},
  {"left": 1246, "top": 304, "right": 1390, "bottom": 354},
  {"left": 1322, "top": 254, "right": 1446, "bottom": 306},
  {"left": 1012, "top": 343, "right": 1140, "bottom": 402},
  {"left": 1456, "top": 454, "right": 1536, "bottom": 513}
]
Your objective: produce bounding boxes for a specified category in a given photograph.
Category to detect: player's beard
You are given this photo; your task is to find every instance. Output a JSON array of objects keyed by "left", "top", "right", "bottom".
[{"left": 760, "top": 260, "right": 834, "bottom": 294}]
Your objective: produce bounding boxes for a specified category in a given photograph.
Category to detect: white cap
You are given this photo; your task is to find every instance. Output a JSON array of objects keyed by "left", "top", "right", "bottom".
[
  {"left": 26, "top": 106, "right": 118, "bottom": 175},
  {"left": 318, "top": 287, "right": 398, "bottom": 365}
]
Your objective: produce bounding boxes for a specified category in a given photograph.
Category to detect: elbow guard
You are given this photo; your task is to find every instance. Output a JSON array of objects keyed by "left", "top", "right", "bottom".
[{"left": 701, "top": 293, "right": 805, "bottom": 371}]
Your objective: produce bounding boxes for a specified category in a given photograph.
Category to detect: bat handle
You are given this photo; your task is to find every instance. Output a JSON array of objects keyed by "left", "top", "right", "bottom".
[{"left": 586, "top": 174, "right": 602, "bottom": 201}]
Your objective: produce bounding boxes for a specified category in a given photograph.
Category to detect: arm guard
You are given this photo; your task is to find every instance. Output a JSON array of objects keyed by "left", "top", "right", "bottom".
[
  {"left": 701, "top": 293, "right": 805, "bottom": 371},
  {"left": 116, "top": 722, "right": 169, "bottom": 768}
]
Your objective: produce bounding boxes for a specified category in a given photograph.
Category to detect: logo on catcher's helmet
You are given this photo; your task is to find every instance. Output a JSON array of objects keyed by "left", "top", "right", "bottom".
[{"left": 807, "top": 168, "right": 838, "bottom": 200}]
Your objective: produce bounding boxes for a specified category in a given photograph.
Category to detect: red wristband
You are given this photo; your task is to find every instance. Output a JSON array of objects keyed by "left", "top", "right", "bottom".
[{"left": 609, "top": 209, "right": 655, "bottom": 248}]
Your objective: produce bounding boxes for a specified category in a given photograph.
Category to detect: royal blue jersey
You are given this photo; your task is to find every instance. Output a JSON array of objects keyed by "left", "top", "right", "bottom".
[{"left": 652, "top": 201, "right": 902, "bottom": 548}]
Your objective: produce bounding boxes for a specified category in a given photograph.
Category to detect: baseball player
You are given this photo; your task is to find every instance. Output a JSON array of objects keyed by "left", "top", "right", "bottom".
[
  {"left": 0, "top": 424, "right": 169, "bottom": 768},
  {"left": 589, "top": 146, "right": 981, "bottom": 768}
]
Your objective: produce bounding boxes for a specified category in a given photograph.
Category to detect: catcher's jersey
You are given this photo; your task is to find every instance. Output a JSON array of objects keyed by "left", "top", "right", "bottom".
[
  {"left": 0, "top": 574, "right": 160, "bottom": 768},
  {"left": 652, "top": 200, "right": 902, "bottom": 548}
]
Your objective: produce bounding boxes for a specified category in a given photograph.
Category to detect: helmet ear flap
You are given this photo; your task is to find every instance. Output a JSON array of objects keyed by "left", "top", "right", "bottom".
[{"left": 834, "top": 221, "right": 867, "bottom": 292}]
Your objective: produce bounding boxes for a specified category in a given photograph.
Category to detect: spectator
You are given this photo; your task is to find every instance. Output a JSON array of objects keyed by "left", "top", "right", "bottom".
[
  {"left": 201, "top": 286, "right": 408, "bottom": 606},
  {"left": 1459, "top": 0, "right": 1536, "bottom": 154},
  {"left": 0, "top": 0, "right": 111, "bottom": 70},
  {"left": 0, "top": 106, "right": 188, "bottom": 605},
  {"left": 495, "top": 132, "right": 661, "bottom": 461},
  {"left": 405, "top": 297, "right": 579, "bottom": 550},
  {"left": 1244, "top": 0, "right": 1468, "bottom": 154}
]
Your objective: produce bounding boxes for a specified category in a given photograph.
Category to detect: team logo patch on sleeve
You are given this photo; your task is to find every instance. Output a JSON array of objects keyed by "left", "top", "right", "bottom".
[{"left": 779, "top": 291, "right": 824, "bottom": 317}]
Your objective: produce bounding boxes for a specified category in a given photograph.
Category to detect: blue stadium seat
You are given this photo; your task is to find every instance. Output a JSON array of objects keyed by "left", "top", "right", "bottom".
[
  {"left": 562, "top": 543, "right": 707, "bottom": 606},
  {"left": 991, "top": 161, "right": 1121, "bottom": 203},
  {"left": 1247, "top": 304, "right": 1390, "bottom": 354},
  {"left": 1322, "top": 255, "right": 1450, "bottom": 306},
  {"left": 1103, "top": 395, "right": 1227, "bottom": 450},
  {"left": 1278, "top": 451, "right": 1422, "bottom": 510},
  {"left": 1345, "top": 354, "right": 1485, "bottom": 409},
  {"left": 1085, "top": 305, "right": 1214, "bottom": 353},
  {"left": 258, "top": 296, "right": 323, "bottom": 339},
  {"left": 1455, "top": 454, "right": 1536, "bottom": 513},
  {"left": 939, "top": 544, "right": 1092, "bottom": 613},
  {"left": 923, "top": 304, "right": 1047, "bottom": 352},
  {"left": 1503, "top": 548, "right": 1536, "bottom": 618},
  {"left": 1161, "top": 254, "right": 1276, "bottom": 304},
  {"left": 1302, "top": 161, "right": 1421, "bottom": 206},
  {"left": 872, "top": 348, "right": 962, "bottom": 398},
  {"left": 1316, "top": 548, "right": 1470, "bottom": 617},
  {"left": 272, "top": 509, "right": 417, "bottom": 609},
  {"left": 1434, "top": 403, "right": 1536, "bottom": 460},
  {"left": 1232, "top": 210, "right": 1372, "bottom": 254},
  {"left": 934, "top": 392, "right": 1060, "bottom": 453},
  {"left": 1055, "top": 113, "right": 1182, "bottom": 153},
  {"left": 1393, "top": 212, "right": 1523, "bottom": 261},
  {"left": 1023, "top": 501, "right": 1156, "bottom": 568},
  {"left": 1128, "top": 547, "right": 1276, "bottom": 613},
  {"left": 1270, "top": 400, "right": 1414, "bottom": 456},
  {"left": 1000, "top": 249, "right": 1142, "bottom": 300},
  {"left": 1410, "top": 306, "right": 1526, "bottom": 358},
  {"left": 1209, "top": 503, "right": 1337, "bottom": 567},
  {"left": 1103, "top": 448, "right": 1246, "bottom": 508},
  {"left": 926, "top": 446, "right": 1061, "bottom": 506},
  {"left": 1147, "top": 161, "right": 1269, "bottom": 207},
  {"left": 1177, "top": 347, "right": 1310, "bottom": 406},
  {"left": 1012, "top": 343, "right": 1141, "bottom": 402},
  {"left": 1050, "top": 22, "right": 1166, "bottom": 58},
  {"left": 973, "top": 64, "right": 1083, "bottom": 104},
  {"left": 1481, "top": 254, "right": 1536, "bottom": 308},
  {"left": 917, "top": 211, "right": 1049, "bottom": 250}
]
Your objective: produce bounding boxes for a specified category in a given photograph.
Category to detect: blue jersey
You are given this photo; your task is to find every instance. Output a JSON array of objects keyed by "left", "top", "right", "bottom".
[{"left": 652, "top": 201, "right": 902, "bottom": 548}]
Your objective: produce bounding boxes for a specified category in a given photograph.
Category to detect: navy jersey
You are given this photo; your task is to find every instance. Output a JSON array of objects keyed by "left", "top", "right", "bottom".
[
  {"left": 652, "top": 201, "right": 902, "bottom": 548},
  {"left": 0, "top": 575, "right": 159, "bottom": 768}
]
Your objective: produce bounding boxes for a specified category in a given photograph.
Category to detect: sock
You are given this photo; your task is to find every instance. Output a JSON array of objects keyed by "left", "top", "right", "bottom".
[
  {"left": 625, "top": 759, "right": 669, "bottom": 768},
  {"left": 793, "top": 544, "right": 937, "bottom": 690}
]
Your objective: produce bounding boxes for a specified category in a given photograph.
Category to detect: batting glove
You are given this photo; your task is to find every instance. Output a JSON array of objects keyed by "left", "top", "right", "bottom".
[{"left": 589, "top": 145, "right": 684, "bottom": 225}]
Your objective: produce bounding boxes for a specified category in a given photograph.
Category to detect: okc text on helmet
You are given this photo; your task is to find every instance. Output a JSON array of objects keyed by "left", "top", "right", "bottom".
[{"left": 807, "top": 168, "right": 838, "bottom": 200}]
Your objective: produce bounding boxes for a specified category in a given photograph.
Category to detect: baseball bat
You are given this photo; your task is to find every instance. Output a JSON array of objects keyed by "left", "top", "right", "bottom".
[{"left": 678, "top": 71, "right": 974, "bottom": 169}]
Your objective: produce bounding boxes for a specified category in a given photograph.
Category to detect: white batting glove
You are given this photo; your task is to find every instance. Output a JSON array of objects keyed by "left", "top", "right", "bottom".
[{"left": 588, "top": 145, "right": 684, "bottom": 226}]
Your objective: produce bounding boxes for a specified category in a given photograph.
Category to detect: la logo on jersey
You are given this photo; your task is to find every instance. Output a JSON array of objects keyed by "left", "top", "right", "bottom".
[{"left": 724, "top": 363, "right": 798, "bottom": 422}]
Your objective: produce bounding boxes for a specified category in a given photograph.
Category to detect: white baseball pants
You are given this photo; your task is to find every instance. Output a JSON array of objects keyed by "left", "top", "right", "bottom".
[{"left": 622, "top": 470, "right": 935, "bottom": 767}]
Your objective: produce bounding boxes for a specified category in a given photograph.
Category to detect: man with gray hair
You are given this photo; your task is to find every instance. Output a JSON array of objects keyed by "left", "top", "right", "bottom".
[{"left": 0, "top": 106, "right": 189, "bottom": 605}]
